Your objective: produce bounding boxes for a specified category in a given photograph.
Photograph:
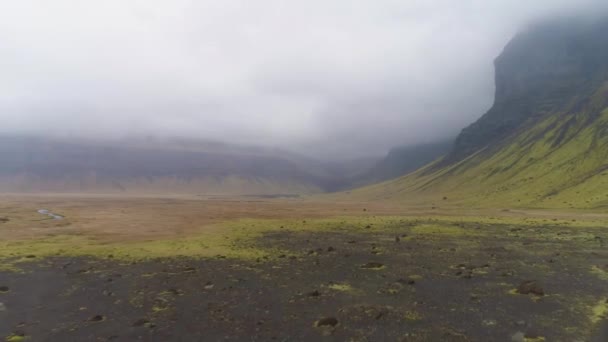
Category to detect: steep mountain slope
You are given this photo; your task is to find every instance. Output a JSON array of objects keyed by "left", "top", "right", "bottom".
[
  {"left": 0, "top": 136, "right": 349, "bottom": 195},
  {"left": 353, "top": 15, "right": 608, "bottom": 209}
]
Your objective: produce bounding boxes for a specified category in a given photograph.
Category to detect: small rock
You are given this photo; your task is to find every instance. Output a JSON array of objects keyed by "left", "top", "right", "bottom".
[
  {"left": 327, "top": 247, "right": 335, "bottom": 252},
  {"left": 0, "top": 286, "right": 9, "bottom": 293},
  {"left": 308, "top": 290, "right": 321, "bottom": 297},
  {"left": 0, "top": 302, "right": 6, "bottom": 311},
  {"left": 316, "top": 317, "right": 339, "bottom": 327},
  {"left": 89, "top": 315, "right": 105, "bottom": 322},
  {"left": 516, "top": 281, "right": 544, "bottom": 296},
  {"left": 395, "top": 236, "right": 400, "bottom": 242}
]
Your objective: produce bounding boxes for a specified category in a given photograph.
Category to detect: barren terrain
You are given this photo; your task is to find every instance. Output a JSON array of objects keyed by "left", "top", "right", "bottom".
[{"left": 1, "top": 194, "right": 608, "bottom": 341}]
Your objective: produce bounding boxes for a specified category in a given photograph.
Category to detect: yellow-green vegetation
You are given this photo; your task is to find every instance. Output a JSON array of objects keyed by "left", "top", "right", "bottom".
[
  {"left": 591, "top": 266, "right": 608, "bottom": 281},
  {"left": 349, "top": 106, "right": 608, "bottom": 209},
  {"left": 327, "top": 283, "right": 356, "bottom": 292},
  {"left": 1, "top": 213, "right": 607, "bottom": 270},
  {"left": 404, "top": 310, "right": 423, "bottom": 321},
  {"left": 591, "top": 299, "right": 608, "bottom": 324},
  {"left": 5, "top": 335, "right": 25, "bottom": 342},
  {"left": 524, "top": 337, "right": 546, "bottom": 342},
  {"left": 410, "top": 224, "right": 471, "bottom": 236}
]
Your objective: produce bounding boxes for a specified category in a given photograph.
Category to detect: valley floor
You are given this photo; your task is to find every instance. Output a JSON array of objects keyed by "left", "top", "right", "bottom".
[{"left": 1, "top": 194, "right": 608, "bottom": 341}]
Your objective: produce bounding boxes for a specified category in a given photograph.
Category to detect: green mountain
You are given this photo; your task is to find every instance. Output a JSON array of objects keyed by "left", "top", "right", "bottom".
[{"left": 353, "top": 15, "right": 608, "bottom": 209}]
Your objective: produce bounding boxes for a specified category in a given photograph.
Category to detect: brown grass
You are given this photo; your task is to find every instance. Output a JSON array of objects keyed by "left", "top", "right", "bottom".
[{"left": 1, "top": 192, "right": 608, "bottom": 244}]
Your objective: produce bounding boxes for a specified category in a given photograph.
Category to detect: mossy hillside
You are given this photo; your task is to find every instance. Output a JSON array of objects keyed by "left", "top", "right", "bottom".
[
  {"left": 351, "top": 106, "right": 608, "bottom": 209},
  {"left": 349, "top": 18, "right": 608, "bottom": 210}
]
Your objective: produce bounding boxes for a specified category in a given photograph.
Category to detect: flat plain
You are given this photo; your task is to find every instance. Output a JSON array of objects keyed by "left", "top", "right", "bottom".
[{"left": 1, "top": 194, "right": 608, "bottom": 341}]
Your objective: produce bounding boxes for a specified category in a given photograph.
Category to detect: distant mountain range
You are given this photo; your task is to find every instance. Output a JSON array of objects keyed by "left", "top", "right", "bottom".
[
  {"left": 353, "top": 15, "right": 608, "bottom": 209},
  {"left": 0, "top": 136, "right": 366, "bottom": 195}
]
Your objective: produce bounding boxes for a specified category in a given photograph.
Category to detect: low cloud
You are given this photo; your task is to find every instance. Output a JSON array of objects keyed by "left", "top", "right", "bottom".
[{"left": 1, "top": 0, "right": 606, "bottom": 158}]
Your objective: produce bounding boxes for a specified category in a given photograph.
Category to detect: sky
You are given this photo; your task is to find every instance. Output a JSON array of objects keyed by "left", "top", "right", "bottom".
[{"left": 1, "top": 0, "right": 607, "bottom": 159}]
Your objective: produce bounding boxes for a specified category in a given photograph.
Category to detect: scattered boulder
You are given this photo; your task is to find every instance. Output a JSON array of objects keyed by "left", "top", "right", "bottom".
[
  {"left": 308, "top": 290, "right": 321, "bottom": 297},
  {"left": 316, "top": 317, "right": 339, "bottom": 327},
  {"left": 89, "top": 315, "right": 105, "bottom": 322},
  {"left": 516, "top": 281, "right": 544, "bottom": 296}
]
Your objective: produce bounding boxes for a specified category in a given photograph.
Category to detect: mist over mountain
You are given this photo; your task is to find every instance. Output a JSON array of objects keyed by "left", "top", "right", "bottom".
[
  {"left": 443, "top": 14, "right": 608, "bottom": 164},
  {"left": 3, "top": 1, "right": 608, "bottom": 159},
  {"left": 2, "top": 3, "right": 608, "bottom": 196},
  {"left": 355, "top": 14, "right": 608, "bottom": 208}
]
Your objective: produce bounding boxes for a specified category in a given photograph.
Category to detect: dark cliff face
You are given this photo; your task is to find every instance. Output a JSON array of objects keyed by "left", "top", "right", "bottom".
[{"left": 445, "top": 15, "right": 608, "bottom": 164}]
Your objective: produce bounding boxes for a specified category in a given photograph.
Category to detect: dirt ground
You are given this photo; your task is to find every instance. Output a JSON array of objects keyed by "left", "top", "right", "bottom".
[{"left": 1, "top": 194, "right": 608, "bottom": 341}]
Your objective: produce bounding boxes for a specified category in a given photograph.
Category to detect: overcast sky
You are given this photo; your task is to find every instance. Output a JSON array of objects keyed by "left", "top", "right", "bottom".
[{"left": 1, "top": 1, "right": 606, "bottom": 159}]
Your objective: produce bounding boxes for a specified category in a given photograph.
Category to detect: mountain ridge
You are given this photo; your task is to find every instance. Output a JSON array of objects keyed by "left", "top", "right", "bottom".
[{"left": 351, "top": 15, "right": 608, "bottom": 209}]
